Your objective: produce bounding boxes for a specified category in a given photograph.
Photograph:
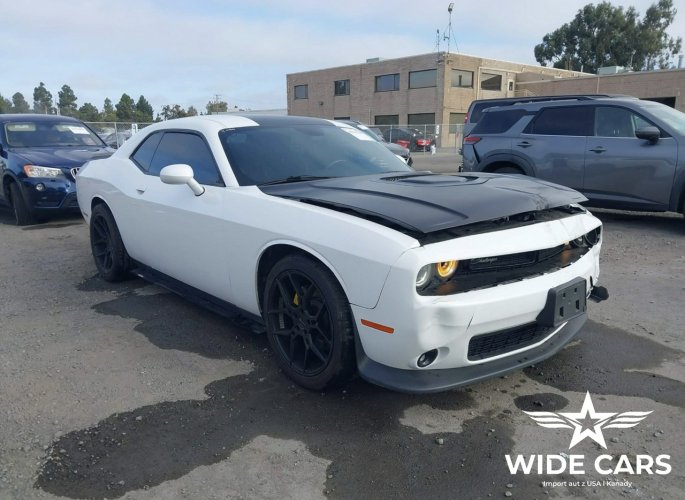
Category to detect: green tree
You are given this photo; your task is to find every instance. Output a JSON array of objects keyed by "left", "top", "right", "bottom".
[
  {"left": 187, "top": 105, "right": 198, "bottom": 116},
  {"left": 639, "top": 0, "right": 683, "bottom": 68},
  {"left": 134, "top": 95, "right": 154, "bottom": 122},
  {"left": 33, "top": 82, "right": 54, "bottom": 114},
  {"left": 115, "top": 93, "right": 136, "bottom": 121},
  {"left": 101, "top": 98, "right": 116, "bottom": 121},
  {"left": 12, "top": 92, "right": 30, "bottom": 113},
  {"left": 58, "top": 84, "right": 78, "bottom": 117},
  {"left": 78, "top": 102, "right": 100, "bottom": 122},
  {"left": 534, "top": 0, "right": 682, "bottom": 73},
  {"left": 206, "top": 100, "right": 228, "bottom": 114},
  {"left": 0, "top": 93, "right": 12, "bottom": 114},
  {"left": 160, "top": 104, "right": 188, "bottom": 120}
]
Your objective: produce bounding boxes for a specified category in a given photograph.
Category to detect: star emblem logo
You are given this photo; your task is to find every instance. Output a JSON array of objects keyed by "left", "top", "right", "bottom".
[{"left": 524, "top": 392, "right": 652, "bottom": 449}]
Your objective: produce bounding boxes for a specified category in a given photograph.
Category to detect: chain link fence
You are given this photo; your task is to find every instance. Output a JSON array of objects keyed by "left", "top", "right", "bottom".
[
  {"left": 372, "top": 123, "right": 464, "bottom": 152},
  {"left": 85, "top": 122, "right": 153, "bottom": 148}
]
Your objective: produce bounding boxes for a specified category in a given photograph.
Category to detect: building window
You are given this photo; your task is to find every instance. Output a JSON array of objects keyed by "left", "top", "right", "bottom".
[
  {"left": 334, "top": 80, "right": 350, "bottom": 96},
  {"left": 374, "top": 115, "right": 399, "bottom": 126},
  {"left": 451, "top": 69, "right": 473, "bottom": 88},
  {"left": 408, "top": 113, "right": 436, "bottom": 134},
  {"left": 375, "top": 74, "right": 400, "bottom": 92},
  {"left": 409, "top": 69, "right": 436, "bottom": 89},
  {"left": 449, "top": 112, "right": 466, "bottom": 134},
  {"left": 294, "top": 85, "right": 308, "bottom": 99},
  {"left": 480, "top": 73, "right": 502, "bottom": 91}
]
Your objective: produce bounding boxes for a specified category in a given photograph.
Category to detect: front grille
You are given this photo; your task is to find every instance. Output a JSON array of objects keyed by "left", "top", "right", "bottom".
[
  {"left": 425, "top": 244, "right": 588, "bottom": 296},
  {"left": 468, "top": 251, "right": 537, "bottom": 271},
  {"left": 467, "top": 322, "right": 553, "bottom": 361}
]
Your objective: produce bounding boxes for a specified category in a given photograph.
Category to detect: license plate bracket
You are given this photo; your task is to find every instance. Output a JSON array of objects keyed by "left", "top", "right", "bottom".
[{"left": 536, "top": 277, "right": 587, "bottom": 327}]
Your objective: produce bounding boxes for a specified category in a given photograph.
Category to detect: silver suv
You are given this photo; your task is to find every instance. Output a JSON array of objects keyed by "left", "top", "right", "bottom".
[{"left": 462, "top": 96, "right": 685, "bottom": 215}]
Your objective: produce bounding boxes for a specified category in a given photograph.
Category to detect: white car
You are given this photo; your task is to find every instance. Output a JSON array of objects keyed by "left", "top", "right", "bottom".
[{"left": 77, "top": 115, "right": 607, "bottom": 393}]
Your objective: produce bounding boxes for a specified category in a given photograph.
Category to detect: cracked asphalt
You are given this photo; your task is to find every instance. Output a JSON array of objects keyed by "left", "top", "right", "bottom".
[{"left": 1, "top": 156, "right": 684, "bottom": 499}]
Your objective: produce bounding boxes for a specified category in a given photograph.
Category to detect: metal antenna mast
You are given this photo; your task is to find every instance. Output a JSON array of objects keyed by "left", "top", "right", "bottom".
[
  {"left": 444, "top": 3, "right": 456, "bottom": 54},
  {"left": 434, "top": 29, "right": 441, "bottom": 52}
]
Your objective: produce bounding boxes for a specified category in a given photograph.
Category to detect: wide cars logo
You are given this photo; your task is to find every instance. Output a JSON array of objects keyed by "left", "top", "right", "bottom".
[{"left": 524, "top": 391, "right": 651, "bottom": 449}]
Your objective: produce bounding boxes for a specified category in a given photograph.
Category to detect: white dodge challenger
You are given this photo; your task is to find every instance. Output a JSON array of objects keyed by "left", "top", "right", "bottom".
[{"left": 77, "top": 115, "right": 607, "bottom": 393}]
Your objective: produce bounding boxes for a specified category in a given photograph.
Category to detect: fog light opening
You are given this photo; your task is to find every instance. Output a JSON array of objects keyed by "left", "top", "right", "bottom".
[
  {"left": 417, "top": 349, "right": 439, "bottom": 368},
  {"left": 35, "top": 183, "right": 46, "bottom": 192}
]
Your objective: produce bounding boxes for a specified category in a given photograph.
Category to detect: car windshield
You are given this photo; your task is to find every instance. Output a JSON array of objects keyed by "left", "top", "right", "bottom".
[
  {"left": 220, "top": 123, "right": 412, "bottom": 185},
  {"left": 352, "top": 123, "right": 385, "bottom": 142},
  {"left": 641, "top": 103, "right": 685, "bottom": 136},
  {"left": 4, "top": 121, "right": 105, "bottom": 148}
]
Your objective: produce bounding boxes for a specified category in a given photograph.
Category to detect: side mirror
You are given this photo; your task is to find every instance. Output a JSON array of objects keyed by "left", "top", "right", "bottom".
[
  {"left": 160, "top": 164, "right": 205, "bottom": 196},
  {"left": 635, "top": 126, "right": 660, "bottom": 144}
]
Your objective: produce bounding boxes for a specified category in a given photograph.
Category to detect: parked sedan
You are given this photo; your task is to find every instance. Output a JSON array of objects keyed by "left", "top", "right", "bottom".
[
  {"left": 77, "top": 115, "right": 606, "bottom": 393},
  {"left": 0, "top": 114, "right": 112, "bottom": 225},
  {"left": 382, "top": 127, "right": 432, "bottom": 152},
  {"left": 338, "top": 120, "right": 413, "bottom": 166}
]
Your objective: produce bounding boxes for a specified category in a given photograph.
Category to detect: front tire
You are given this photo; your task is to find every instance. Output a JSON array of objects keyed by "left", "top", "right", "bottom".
[
  {"left": 9, "top": 182, "right": 36, "bottom": 226},
  {"left": 89, "top": 204, "right": 130, "bottom": 282},
  {"left": 263, "top": 254, "right": 355, "bottom": 390}
]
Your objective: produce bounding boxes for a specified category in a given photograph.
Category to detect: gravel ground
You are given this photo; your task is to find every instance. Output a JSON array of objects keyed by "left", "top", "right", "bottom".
[{"left": 0, "top": 158, "right": 683, "bottom": 499}]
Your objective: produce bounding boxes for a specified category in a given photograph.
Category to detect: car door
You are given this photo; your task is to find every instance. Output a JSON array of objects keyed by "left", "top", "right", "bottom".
[
  {"left": 518, "top": 106, "right": 591, "bottom": 190},
  {"left": 122, "top": 130, "right": 234, "bottom": 299},
  {"left": 583, "top": 106, "right": 677, "bottom": 210}
]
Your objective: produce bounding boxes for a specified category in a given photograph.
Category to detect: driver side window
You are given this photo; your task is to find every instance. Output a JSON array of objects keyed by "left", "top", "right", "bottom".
[
  {"left": 149, "top": 132, "right": 224, "bottom": 186},
  {"left": 132, "top": 131, "right": 224, "bottom": 186}
]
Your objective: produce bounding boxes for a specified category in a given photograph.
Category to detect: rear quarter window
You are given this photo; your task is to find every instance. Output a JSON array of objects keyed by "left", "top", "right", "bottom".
[
  {"left": 470, "top": 101, "right": 515, "bottom": 124},
  {"left": 471, "top": 109, "right": 527, "bottom": 134}
]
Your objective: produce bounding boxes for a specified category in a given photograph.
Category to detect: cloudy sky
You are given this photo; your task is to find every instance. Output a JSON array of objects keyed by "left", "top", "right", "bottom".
[{"left": 2, "top": 0, "right": 683, "bottom": 116}]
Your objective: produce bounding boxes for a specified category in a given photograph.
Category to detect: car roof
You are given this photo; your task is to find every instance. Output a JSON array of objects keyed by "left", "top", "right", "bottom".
[
  {"left": 482, "top": 96, "right": 641, "bottom": 113},
  {"left": 0, "top": 113, "right": 84, "bottom": 123},
  {"left": 115, "top": 114, "right": 343, "bottom": 156},
  {"left": 469, "top": 94, "right": 632, "bottom": 108}
]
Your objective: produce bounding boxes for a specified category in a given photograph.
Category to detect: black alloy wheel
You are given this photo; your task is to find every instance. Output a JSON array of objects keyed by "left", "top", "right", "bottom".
[
  {"left": 263, "top": 254, "right": 355, "bottom": 390},
  {"left": 89, "top": 204, "right": 130, "bottom": 282}
]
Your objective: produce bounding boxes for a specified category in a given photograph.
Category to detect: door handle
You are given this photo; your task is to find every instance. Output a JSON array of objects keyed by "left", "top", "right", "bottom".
[
  {"left": 516, "top": 141, "right": 532, "bottom": 148},
  {"left": 135, "top": 187, "right": 146, "bottom": 194},
  {"left": 589, "top": 147, "right": 606, "bottom": 153}
]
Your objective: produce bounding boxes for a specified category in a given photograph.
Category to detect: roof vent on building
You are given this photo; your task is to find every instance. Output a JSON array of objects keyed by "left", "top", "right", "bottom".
[
  {"left": 597, "top": 66, "right": 630, "bottom": 75},
  {"left": 366, "top": 57, "right": 384, "bottom": 63}
]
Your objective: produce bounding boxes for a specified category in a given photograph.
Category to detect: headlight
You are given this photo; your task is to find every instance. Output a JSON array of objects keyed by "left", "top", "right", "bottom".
[
  {"left": 436, "top": 260, "right": 458, "bottom": 278},
  {"left": 23, "top": 165, "right": 65, "bottom": 178},
  {"left": 416, "top": 260, "right": 459, "bottom": 290},
  {"left": 416, "top": 264, "right": 432, "bottom": 288}
]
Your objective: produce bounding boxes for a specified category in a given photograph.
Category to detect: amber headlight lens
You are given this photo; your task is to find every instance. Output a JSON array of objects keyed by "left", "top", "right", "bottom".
[{"left": 435, "top": 260, "right": 458, "bottom": 279}]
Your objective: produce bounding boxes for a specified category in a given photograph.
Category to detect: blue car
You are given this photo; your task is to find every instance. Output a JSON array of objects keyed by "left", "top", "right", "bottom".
[{"left": 0, "top": 114, "right": 113, "bottom": 225}]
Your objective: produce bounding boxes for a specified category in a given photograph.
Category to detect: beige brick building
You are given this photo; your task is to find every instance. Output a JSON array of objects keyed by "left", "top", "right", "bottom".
[
  {"left": 286, "top": 52, "right": 585, "bottom": 147},
  {"left": 517, "top": 68, "right": 685, "bottom": 113},
  {"left": 287, "top": 52, "right": 685, "bottom": 147}
]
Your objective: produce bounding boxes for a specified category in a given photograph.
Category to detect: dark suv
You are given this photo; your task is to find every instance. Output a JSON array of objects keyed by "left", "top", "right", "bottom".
[
  {"left": 0, "top": 114, "right": 112, "bottom": 225},
  {"left": 461, "top": 97, "right": 685, "bottom": 215}
]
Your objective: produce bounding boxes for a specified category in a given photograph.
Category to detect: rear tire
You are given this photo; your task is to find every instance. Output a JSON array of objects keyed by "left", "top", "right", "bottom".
[
  {"left": 493, "top": 166, "right": 524, "bottom": 175},
  {"left": 89, "top": 204, "right": 130, "bottom": 282},
  {"left": 9, "top": 182, "right": 36, "bottom": 226},
  {"left": 263, "top": 254, "right": 355, "bottom": 391}
]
